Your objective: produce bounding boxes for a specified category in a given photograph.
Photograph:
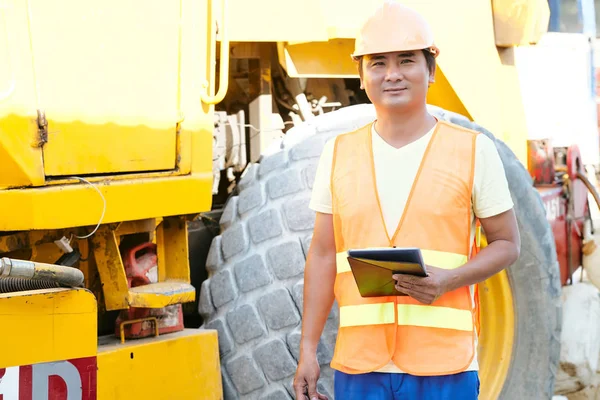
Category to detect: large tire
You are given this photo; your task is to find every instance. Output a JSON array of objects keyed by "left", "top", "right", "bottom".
[{"left": 198, "top": 104, "right": 562, "bottom": 400}]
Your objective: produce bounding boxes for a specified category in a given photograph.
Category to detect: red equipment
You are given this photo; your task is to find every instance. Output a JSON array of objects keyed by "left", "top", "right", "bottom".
[
  {"left": 115, "top": 242, "right": 184, "bottom": 340},
  {"left": 529, "top": 140, "right": 590, "bottom": 285}
]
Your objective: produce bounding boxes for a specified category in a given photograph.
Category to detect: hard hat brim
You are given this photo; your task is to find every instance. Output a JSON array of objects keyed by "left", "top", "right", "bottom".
[{"left": 351, "top": 45, "right": 439, "bottom": 60}]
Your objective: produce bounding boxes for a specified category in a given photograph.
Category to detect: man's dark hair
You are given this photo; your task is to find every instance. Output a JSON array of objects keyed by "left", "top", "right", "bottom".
[
  {"left": 356, "top": 49, "right": 436, "bottom": 78},
  {"left": 422, "top": 50, "right": 436, "bottom": 75}
]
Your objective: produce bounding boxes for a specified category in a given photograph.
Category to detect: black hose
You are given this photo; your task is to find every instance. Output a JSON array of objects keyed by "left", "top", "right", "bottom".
[{"left": 0, "top": 277, "right": 60, "bottom": 293}]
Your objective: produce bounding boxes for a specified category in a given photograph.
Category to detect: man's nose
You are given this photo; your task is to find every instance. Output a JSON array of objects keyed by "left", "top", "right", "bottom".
[{"left": 385, "top": 64, "right": 404, "bottom": 81}]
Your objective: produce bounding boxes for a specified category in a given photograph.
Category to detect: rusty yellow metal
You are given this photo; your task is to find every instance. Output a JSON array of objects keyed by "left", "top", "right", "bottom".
[
  {"left": 97, "top": 329, "right": 223, "bottom": 400},
  {"left": 0, "top": 288, "right": 97, "bottom": 368},
  {"left": 128, "top": 281, "right": 195, "bottom": 308},
  {"left": 76, "top": 238, "right": 92, "bottom": 287},
  {"left": 0, "top": 230, "right": 75, "bottom": 254},
  {"left": 0, "top": 232, "right": 29, "bottom": 253},
  {"left": 92, "top": 219, "right": 195, "bottom": 310},
  {"left": 114, "top": 218, "right": 158, "bottom": 237},
  {"left": 92, "top": 226, "right": 130, "bottom": 311},
  {"left": 30, "top": 241, "right": 65, "bottom": 264}
]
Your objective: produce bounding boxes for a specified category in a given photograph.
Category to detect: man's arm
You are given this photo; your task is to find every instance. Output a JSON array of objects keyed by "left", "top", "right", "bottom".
[
  {"left": 293, "top": 212, "right": 336, "bottom": 400},
  {"left": 445, "top": 208, "right": 520, "bottom": 290},
  {"left": 299, "top": 212, "right": 337, "bottom": 356},
  {"left": 393, "top": 208, "right": 520, "bottom": 304}
]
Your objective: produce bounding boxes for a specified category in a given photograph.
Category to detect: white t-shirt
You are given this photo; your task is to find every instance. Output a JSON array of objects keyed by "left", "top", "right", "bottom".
[{"left": 309, "top": 122, "right": 514, "bottom": 373}]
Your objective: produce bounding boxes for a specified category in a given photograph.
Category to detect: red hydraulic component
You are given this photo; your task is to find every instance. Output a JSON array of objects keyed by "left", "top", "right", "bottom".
[
  {"left": 115, "top": 242, "right": 184, "bottom": 340},
  {"left": 527, "top": 139, "right": 555, "bottom": 185}
]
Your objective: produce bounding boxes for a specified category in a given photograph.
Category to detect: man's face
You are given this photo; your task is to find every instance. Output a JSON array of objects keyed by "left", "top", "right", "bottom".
[{"left": 360, "top": 51, "right": 433, "bottom": 110}]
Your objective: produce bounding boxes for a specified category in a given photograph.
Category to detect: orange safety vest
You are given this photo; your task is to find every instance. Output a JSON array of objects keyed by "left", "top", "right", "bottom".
[{"left": 330, "top": 120, "right": 480, "bottom": 376}]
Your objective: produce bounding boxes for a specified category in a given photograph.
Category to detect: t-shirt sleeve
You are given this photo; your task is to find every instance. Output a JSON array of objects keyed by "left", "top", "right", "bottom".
[
  {"left": 308, "top": 138, "right": 335, "bottom": 214},
  {"left": 472, "top": 134, "right": 514, "bottom": 218}
]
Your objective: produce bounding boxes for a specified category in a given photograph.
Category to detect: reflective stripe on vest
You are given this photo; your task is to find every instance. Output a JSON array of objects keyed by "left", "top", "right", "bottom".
[{"left": 339, "top": 303, "right": 473, "bottom": 331}]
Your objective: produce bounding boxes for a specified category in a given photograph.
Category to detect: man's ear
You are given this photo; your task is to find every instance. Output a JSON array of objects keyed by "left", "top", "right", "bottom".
[{"left": 360, "top": 77, "right": 364, "bottom": 90}]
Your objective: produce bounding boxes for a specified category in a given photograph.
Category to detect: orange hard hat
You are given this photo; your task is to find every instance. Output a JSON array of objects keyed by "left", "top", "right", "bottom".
[{"left": 352, "top": 1, "right": 439, "bottom": 59}]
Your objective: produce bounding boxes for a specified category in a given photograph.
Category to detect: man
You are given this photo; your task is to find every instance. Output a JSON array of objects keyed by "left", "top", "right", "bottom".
[{"left": 292, "top": 1, "right": 520, "bottom": 399}]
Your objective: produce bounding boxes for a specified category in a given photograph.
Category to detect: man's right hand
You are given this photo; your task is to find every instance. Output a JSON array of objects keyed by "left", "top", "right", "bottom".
[{"left": 293, "top": 356, "right": 329, "bottom": 400}]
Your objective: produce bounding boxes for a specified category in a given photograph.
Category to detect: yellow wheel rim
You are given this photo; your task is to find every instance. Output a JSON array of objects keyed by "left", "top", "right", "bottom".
[{"left": 477, "top": 267, "right": 515, "bottom": 399}]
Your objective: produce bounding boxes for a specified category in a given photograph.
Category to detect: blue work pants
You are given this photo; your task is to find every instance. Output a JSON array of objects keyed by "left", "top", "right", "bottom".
[{"left": 334, "top": 370, "right": 479, "bottom": 399}]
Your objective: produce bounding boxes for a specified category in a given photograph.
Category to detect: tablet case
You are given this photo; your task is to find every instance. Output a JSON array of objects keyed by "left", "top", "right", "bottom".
[{"left": 347, "top": 248, "right": 427, "bottom": 297}]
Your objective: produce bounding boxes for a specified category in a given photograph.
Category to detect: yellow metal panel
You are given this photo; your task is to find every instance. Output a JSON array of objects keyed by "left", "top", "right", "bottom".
[
  {"left": 92, "top": 226, "right": 130, "bottom": 311},
  {"left": 496, "top": 48, "right": 529, "bottom": 164},
  {"left": 178, "top": 0, "right": 215, "bottom": 175},
  {"left": 0, "top": 0, "right": 44, "bottom": 189},
  {"left": 43, "top": 121, "right": 177, "bottom": 176},
  {"left": 26, "top": 0, "right": 182, "bottom": 175},
  {"left": 97, "top": 329, "right": 223, "bottom": 400},
  {"left": 191, "top": 125, "right": 214, "bottom": 175},
  {"left": 54, "top": 0, "right": 183, "bottom": 116},
  {"left": 159, "top": 217, "right": 191, "bottom": 281},
  {"left": 492, "top": 0, "right": 550, "bottom": 47},
  {"left": 2, "top": 0, "right": 211, "bottom": 184},
  {"left": 227, "top": 0, "right": 329, "bottom": 42},
  {"left": 0, "top": 288, "right": 97, "bottom": 368},
  {"left": 277, "top": 40, "right": 358, "bottom": 78},
  {"left": 0, "top": 114, "right": 44, "bottom": 188},
  {"left": 156, "top": 221, "right": 168, "bottom": 283},
  {"left": 0, "top": 174, "right": 212, "bottom": 231}
]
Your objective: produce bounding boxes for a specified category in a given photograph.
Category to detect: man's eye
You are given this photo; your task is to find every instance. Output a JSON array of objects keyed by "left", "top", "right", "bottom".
[
  {"left": 373, "top": 62, "right": 384, "bottom": 66},
  {"left": 400, "top": 59, "right": 413, "bottom": 64}
]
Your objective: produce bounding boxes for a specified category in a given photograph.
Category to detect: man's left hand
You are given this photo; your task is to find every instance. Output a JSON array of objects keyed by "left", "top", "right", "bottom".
[{"left": 392, "top": 266, "right": 454, "bottom": 305}]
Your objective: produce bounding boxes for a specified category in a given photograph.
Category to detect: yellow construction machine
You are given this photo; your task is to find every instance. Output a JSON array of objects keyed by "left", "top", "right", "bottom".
[{"left": 0, "top": 0, "right": 591, "bottom": 399}]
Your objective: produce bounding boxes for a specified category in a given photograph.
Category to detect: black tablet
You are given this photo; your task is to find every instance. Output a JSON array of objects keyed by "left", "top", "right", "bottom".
[{"left": 346, "top": 248, "right": 428, "bottom": 297}]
